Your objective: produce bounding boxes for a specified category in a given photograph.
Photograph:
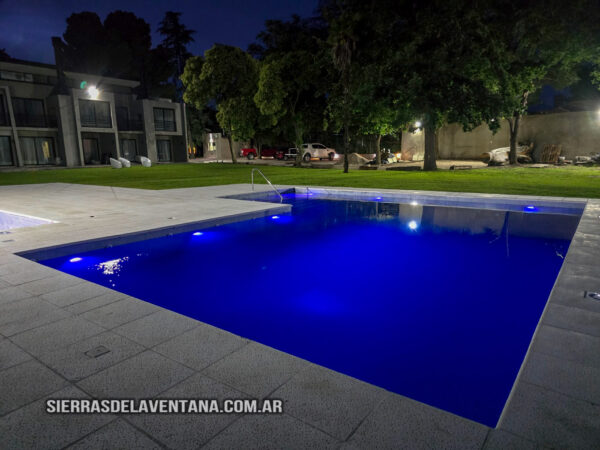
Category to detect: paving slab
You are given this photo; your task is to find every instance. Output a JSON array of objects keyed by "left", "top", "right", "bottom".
[
  {"left": 112, "top": 309, "right": 199, "bottom": 347},
  {"left": 0, "top": 296, "right": 72, "bottom": 336},
  {"left": 542, "top": 303, "right": 600, "bottom": 337},
  {"left": 343, "top": 393, "right": 489, "bottom": 450},
  {"left": 530, "top": 324, "right": 600, "bottom": 368},
  {"left": 0, "top": 338, "right": 32, "bottom": 370},
  {"left": 11, "top": 316, "right": 106, "bottom": 357},
  {"left": 0, "top": 359, "right": 69, "bottom": 415},
  {"left": 0, "top": 385, "right": 114, "bottom": 449},
  {"left": 272, "top": 363, "right": 387, "bottom": 441},
  {"left": 77, "top": 350, "right": 194, "bottom": 399},
  {"left": 19, "top": 273, "right": 84, "bottom": 296},
  {"left": 37, "top": 331, "right": 145, "bottom": 382},
  {"left": 41, "top": 282, "right": 116, "bottom": 308},
  {"left": 482, "top": 429, "right": 542, "bottom": 450},
  {"left": 203, "top": 413, "right": 340, "bottom": 450},
  {"left": 127, "top": 373, "right": 246, "bottom": 449},
  {"left": 0, "top": 285, "right": 34, "bottom": 304},
  {"left": 153, "top": 322, "right": 248, "bottom": 371},
  {"left": 66, "top": 419, "right": 162, "bottom": 450},
  {"left": 81, "top": 297, "right": 160, "bottom": 328},
  {"left": 499, "top": 381, "right": 600, "bottom": 449},
  {"left": 65, "top": 291, "right": 127, "bottom": 315},
  {"left": 521, "top": 351, "right": 600, "bottom": 404},
  {"left": 204, "top": 341, "right": 309, "bottom": 398}
]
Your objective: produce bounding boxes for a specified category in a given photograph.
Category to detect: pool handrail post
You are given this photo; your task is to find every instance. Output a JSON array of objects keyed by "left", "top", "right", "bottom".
[{"left": 251, "top": 169, "right": 283, "bottom": 203}]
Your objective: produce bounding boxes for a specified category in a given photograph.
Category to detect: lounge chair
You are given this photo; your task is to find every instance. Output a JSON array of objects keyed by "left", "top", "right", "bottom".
[
  {"left": 118, "top": 157, "right": 131, "bottom": 168},
  {"left": 110, "top": 158, "right": 122, "bottom": 169}
]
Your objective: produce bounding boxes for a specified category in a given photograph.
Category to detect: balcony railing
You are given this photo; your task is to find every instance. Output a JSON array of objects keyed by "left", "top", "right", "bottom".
[
  {"left": 80, "top": 116, "right": 111, "bottom": 128},
  {"left": 154, "top": 120, "right": 176, "bottom": 132},
  {"left": 117, "top": 118, "right": 144, "bottom": 131},
  {"left": 0, "top": 113, "right": 8, "bottom": 126},
  {"left": 14, "top": 113, "right": 57, "bottom": 128}
]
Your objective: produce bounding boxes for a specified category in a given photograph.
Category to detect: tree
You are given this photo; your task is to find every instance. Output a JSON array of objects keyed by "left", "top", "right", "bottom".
[
  {"left": 62, "top": 12, "right": 109, "bottom": 74},
  {"left": 0, "top": 48, "right": 11, "bottom": 61},
  {"left": 484, "top": 0, "right": 600, "bottom": 164},
  {"left": 182, "top": 45, "right": 267, "bottom": 163},
  {"left": 253, "top": 16, "right": 329, "bottom": 165},
  {"left": 159, "top": 11, "right": 196, "bottom": 100}
]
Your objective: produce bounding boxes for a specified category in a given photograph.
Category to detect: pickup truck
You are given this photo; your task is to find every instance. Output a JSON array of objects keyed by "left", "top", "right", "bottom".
[{"left": 287, "top": 143, "right": 337, "bottom": 162}]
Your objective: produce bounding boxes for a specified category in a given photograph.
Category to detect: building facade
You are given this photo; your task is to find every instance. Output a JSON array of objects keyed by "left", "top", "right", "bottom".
[{"left": 0, "top": 59, "right": 187, "bottom": 168}]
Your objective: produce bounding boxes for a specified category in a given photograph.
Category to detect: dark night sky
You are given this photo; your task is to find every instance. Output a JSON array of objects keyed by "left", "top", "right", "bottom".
[{"left": 0, "top": 0, "right": 318, "bottom": 64}]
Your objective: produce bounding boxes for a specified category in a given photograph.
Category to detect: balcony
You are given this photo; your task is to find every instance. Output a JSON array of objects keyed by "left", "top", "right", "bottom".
[
  {"left": 0, "top": 113, "right": 8, "bottom": 126},
  {"left": 154, "top": 120, "right": 176, "bottom": 132},
  {"left": 117, "top": 117, "right": 144, "bottom": 131},
  {"left": 14, "top": 113, "right": 57, "bottom": 128},
  {"left": 80, "top": 116, "right": 111, "bottom": 129}
]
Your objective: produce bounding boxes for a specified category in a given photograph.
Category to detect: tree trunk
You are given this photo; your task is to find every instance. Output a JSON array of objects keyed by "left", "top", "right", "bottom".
[
  {"left": 343, "top": 127, "right": 350, "bottom": 173},
  {"left": 508, "top": 114, "right": 520, "bottom": 165},
  {"left": 423, "top": 124, "right": 437, "bottom": 171},
  {"left": 375, "top": 134, "right": 381, "bottom": 166},
  {"left": 294, "top": 122, "right": 303, "bottom": 167},
  {"left": 509, "top": 91, "right": 529, "bottom": 165},
  {"left": 226, "top": 135, "right": 237, "bottom": 163}
]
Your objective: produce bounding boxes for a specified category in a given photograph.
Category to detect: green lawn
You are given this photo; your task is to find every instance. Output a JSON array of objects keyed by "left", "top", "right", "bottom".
[{"left": 1, "top": 163, "right": 599, "bottom": 198}]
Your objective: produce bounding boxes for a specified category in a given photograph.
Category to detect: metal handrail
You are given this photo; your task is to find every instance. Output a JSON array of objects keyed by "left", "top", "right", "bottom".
[{"left": 251, "top": 168, "right": 283, "bottom": 202}]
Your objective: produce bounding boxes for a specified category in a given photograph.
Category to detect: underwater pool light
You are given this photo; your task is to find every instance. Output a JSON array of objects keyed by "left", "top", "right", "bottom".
[
  {"left": 193, "top": 232, "right": 203, "bottom": 236},
  {"left": 524, "top": 205, "right": 538, "bottom": 212},
  {"left": 271, "top": 215, "right": 280, "bottom": 219},
  {"left": 374, "top": 196, "right": 382, "bottom": 201},
  {"left": 408, "top": 220, "right": 418, "bottom": 230},
  {"left": 69, "top": 257, "right": 82, "bottom": 263}
]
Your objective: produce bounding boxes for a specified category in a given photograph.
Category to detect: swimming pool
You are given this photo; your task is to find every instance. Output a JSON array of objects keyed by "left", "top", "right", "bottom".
[
  {"left": 34, "top": 191, "right": 582, "bottom": 426},
  {"left": 0, "top": 209, "right": 54, "bottom": 232}
]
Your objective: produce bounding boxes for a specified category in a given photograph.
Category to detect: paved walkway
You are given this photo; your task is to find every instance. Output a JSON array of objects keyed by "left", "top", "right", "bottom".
[{"left": 0, "top": 183, "right": 598, "bottom": 449}]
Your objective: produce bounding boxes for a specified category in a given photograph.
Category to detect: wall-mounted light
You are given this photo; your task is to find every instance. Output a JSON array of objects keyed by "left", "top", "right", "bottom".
[
  {"left": 87, "top": 86, "right": 100, "bottom": 100},
  {"left": 414, "top": 121, "right": 422, "bottom": 128}
]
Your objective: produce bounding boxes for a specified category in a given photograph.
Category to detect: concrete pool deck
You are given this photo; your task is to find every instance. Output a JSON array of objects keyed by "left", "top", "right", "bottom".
[{"left": 0, "top": 183, "right": 598, "bottom": 449}]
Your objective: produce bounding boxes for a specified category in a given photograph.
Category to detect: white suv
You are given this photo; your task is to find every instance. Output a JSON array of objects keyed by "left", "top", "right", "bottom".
[{"left": 301, "top": 143, "right": 337, "bottom": 162}]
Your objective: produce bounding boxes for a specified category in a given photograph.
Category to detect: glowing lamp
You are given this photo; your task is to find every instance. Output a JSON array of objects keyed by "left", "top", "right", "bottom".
[
  {"left": 414, "top": 121, "right": 422, "bottom": 128},
  {"left": 524, "top": 205, "right": 537, "bottom": 212},
  {"left": 271, "top": 215, "right": 280, "bottom": 219},
  {"left": 193, "top": 232, "right": 203, "bottom": 236},
  {"left": 87, "top": 86, "right": 100, "bottom": 100},
  {"left": 69, "top": 257, "right": 82, "bottom": 263},
  {"left": 410, "top": 201, "right": 419, "bottom": 206},
  {"left": 408, "top": 220, "right": 418, "bottom": 230}
]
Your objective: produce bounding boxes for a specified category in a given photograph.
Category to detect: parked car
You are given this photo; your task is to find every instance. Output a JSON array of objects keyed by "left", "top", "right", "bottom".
[
  {"left": 300, "top": 143, "right": 337, "bottom": 162},
  {"left": 260, "top": 147, "right": 286, "bottom": 160},
  {"left": 240, "top": 148, "right": 258, "bottom": 160},
  {"left": 282, "top": 148, "right": 298, "bottom": 161}
]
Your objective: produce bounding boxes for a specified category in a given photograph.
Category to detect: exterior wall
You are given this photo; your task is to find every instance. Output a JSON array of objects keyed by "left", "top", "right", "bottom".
[
  {"left": 1, "top": 60, "right": 187, "bottom": 168},
  {"left": 403, "top": 111, "right": 600, "bottom": 161}
]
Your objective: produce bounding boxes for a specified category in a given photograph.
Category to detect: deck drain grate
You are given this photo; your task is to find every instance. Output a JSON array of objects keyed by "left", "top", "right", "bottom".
[
  {"left": 85, "top": 345, "right": 111, "bottom": 358},
  {"left": 584, "top": 291, "right": 600, "bottom": 301}
]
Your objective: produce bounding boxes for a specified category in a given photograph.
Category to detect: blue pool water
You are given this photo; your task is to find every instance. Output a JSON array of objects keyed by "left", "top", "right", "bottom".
[{"left": 38, "top": 193, "right": 581, "bottom": 426}]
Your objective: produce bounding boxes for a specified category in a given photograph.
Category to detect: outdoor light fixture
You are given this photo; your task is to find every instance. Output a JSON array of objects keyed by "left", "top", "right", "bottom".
[
  {"left": 411, "top": 201, "right": 419, "bottom": 206},
  {"left": 414, "top": 121, "right": 422, "bottom": 128},
  {"left": 408, "top": 220, "right": 418, "bottom": 230},
  {"left": 192, "top": 232, "right": 203, "bottom": 236},
  {"left": 87, "top": 85, "right": 100, "bottom": 100},
  {"left": 69, "top": 257, "right": 82, "bottom": 263}
]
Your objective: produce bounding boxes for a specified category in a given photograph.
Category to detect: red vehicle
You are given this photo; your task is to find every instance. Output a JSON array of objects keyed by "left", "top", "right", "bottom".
[{"left": 239, "top": 147, "right": 286, "bottom": 160}]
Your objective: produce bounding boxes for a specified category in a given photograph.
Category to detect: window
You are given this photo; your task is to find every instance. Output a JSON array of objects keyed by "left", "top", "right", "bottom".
[
  {"left": 0, "top": 136, "right": 13, "bottom": 165},
  {"left": 120, "top": 139, "right": 137, "bottom": 160},
  {"left": 153, "top": 108, "right": 175, "bottom": 131},
  {"left": 79, "top": 99, "right": 111, "bottom": 128},
  {"left": 20, "top": 137, "right": 55, "bottom": 165},
  {"left": 0, "top": 94, "right": 7, "bottom": 126},
  {"left": 12, "top": 98, "right": 46, "bottom": 127},
  {"left": 157, "top": 140, "right": 171, "bottom": 161},
  {"left": 82, "top": 138, "right": 100, "bottom": 165},
  {"left": 0, "top": 71, "right": 34, "bottom": 82}
]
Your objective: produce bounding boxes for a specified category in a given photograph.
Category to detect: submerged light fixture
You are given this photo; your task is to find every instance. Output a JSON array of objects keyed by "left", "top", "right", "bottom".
[
  {"left": 69, "top": 257, "right": 82, "bottom": 263},
  {"left": 271, "top": 215, "right": 280, "bottom": 220},
  {"left": 193, "top": 232, "right": 203, "bottom": 236},
  {"left": 524, "top": 205, "right": 538, "bottom": 212},
  {"left": 408, "top": 220, "right": 418, "bottom": 230}
]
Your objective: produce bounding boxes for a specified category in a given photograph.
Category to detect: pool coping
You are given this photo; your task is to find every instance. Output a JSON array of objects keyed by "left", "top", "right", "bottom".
[{"left": 0, "top": 183, "right": 598, "bottom": 449}]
